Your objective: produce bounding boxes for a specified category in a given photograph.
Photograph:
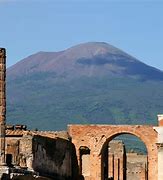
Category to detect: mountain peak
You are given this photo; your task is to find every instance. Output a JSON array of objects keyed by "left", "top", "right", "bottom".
[
  {"left": 7, "top": 42, "right": 163, "bottom": 81},
  {"left": 66, "top": 42, "right": 124, "bottom": 57}
]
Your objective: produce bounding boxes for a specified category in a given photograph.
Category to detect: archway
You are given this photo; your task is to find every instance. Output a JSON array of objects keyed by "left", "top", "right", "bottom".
[
  {"left": 68, "top": 125, "right": 158, "bottom": 180},
  {"left": 101, "top": 133, "right": 148, "bottom": 180}
]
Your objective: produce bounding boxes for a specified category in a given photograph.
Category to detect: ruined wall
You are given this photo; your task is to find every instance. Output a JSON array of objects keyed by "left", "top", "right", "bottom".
[
  {"left": 32, "top": 135, "right": 73, "bottom": 179},
  {"left": 5, "top": 137, "right": 20, "bottom": 166},
  {"left": 105, "top": 140, "right": 147, "bottom": 180},
  {"left": 127, "top": 153, "right": 147, "bottom": 180},
  {"left": 4, "top": 124, "right": 158, "bottom": 180},
  {"left": 108, "top": 140, "right": 126, "bottom": 180},
  {"left": 68, "top": 124, "right": 158, "bottom": 180},
  {"left": 5, "top": 129, "right": 79, "bottom": 180}
]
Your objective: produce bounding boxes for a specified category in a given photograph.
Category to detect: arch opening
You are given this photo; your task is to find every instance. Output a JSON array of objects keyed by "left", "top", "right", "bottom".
[
  {"left": 79, "top": 146, "right": 91, "bottom": 178},
  {"left": 101, "top": 133, "right": 148, "bottom": 180}
]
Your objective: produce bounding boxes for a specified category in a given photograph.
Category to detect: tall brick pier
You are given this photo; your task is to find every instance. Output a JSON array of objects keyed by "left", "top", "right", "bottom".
[{"left": 0, "top": 48, "right": 6, "bottom": 166}]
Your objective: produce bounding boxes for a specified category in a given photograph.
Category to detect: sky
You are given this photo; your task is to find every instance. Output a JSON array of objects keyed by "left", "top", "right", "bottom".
[{"left": 0, "top": 0, "right": 163, "bottom": 70}]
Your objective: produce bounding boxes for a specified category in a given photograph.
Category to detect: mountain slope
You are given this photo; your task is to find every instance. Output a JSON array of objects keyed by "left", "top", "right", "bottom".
[
  {"left": 8, "top": 42, "right": 163, "bottom": 80},
  {"left": 6, "top": 42, "right": 163, "bottom": 130}
]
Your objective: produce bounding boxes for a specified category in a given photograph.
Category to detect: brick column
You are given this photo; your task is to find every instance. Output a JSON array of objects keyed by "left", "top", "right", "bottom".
[{"left": 0, "top": 48, "right": 6, "bottom": 166}]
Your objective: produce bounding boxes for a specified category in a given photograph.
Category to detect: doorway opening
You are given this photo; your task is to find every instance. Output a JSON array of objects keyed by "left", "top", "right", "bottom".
[
  {"left": 6, "top": 153, "right": 13, "bottom": 167},
  {"left": 101, "top": 134, "right": 148, "bottom": 180},
  {"left": 79, "top": 146, "right": 91, "bottom": 178}
]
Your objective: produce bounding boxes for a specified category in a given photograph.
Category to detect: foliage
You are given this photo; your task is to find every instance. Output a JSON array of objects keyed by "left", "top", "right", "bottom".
[{"left": 6, "top": 72, "right": 163, "bottom": 131}]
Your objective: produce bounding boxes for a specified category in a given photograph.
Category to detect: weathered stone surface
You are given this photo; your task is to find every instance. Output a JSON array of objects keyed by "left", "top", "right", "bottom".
[
  {"left": 127, "top": 153, "right": 147, "bottom": 180},
  {"left": 68, "top": 124, "right": 158, "bottom": 180},
  {"left": 5, "top": 128, "right": 79, "bottom": 180}
]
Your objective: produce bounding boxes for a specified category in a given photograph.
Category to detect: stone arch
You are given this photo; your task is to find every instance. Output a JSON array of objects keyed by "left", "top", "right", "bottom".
[
  {"left": 96, "top": 126, "right": 158, "bottom": 180},
  {"left": 68, "top": 125, "right": 158, "bottom": 180}
]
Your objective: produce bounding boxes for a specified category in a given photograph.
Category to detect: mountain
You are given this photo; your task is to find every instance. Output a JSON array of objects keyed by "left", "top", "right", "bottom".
[
  {"left": 6, "top": 42, "right": 163, "bottom": 130},
  {"left": 8, "top": 42, "right": 163, "bottom": 80}
]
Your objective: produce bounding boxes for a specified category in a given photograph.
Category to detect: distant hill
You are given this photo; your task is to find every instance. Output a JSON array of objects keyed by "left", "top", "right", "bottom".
[{"left": 6, "top": 42, "right": 163, "bottom": 130}]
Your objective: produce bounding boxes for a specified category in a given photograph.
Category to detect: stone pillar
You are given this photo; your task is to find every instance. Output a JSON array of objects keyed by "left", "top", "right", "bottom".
[
  {"left": 0, "top": 48, "right": 6, "bottom": 166},
  {"left": 108, "top": 153, "right": 114, "bottom": 179},
  {"left": 113, "top": 157, "right": 118, "bottom": 180},
  {"left": 156, "top": 143, "right": 163, "bottom": 180},
  {"left": 153, "top": 115, "right": 163, "bottom": 180},
  {"left": 90, "top": 152, "right": 101, "bottom": 180}
]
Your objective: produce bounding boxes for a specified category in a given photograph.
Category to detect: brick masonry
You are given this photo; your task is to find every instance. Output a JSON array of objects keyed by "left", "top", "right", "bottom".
[
  {"left": 68, "top": 124, "right": 158, "bottom": 180},
  {"left": 0, "top": 48, "right": 6, "bottom": 166}
]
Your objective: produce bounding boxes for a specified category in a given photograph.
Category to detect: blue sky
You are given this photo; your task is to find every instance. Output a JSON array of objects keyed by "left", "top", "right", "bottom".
[{"left": 0, "top": 0, "right": 163, "bottom": 69}]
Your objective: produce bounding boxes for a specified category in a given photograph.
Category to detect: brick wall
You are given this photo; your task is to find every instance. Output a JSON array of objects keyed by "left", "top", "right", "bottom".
[{"left": 68, "top": 124, "right": 158, "bottom": 180}]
